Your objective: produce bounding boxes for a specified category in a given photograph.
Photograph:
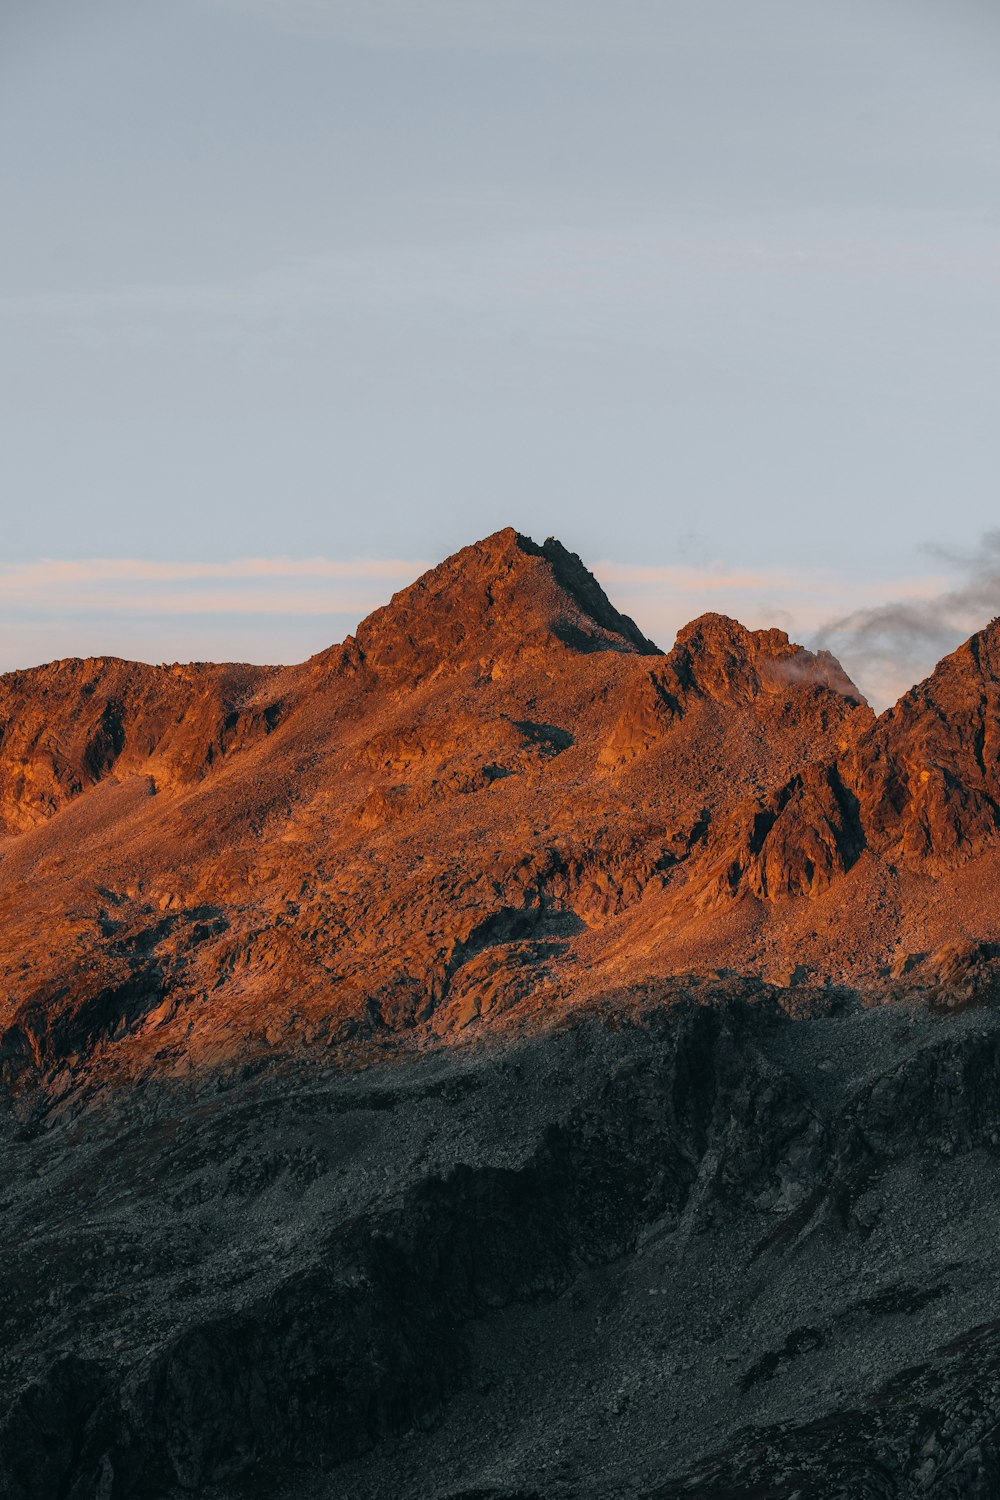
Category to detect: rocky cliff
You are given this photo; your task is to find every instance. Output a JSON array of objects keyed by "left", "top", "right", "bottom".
[{"left": 5, "top": 529, "right": 1000, "bottom": 1497}]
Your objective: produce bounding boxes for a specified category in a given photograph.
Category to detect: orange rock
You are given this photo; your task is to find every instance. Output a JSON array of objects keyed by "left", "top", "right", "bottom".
[{"left": 2, "top": 529, "right": 999, "bottom": 1084}]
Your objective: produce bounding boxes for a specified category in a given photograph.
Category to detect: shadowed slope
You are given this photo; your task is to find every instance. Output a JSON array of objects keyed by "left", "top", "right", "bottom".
[{"left": 9, "top": 533, "right": 1000, "bottom": 1499}]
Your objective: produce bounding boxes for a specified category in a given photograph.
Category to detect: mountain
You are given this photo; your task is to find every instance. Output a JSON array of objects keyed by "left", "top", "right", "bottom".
[
  {"left": 5, "top": 529, "right": 1000, "bottom": 1499},
  {"left": 0, "top": 528, "right": 881, "bottom": 1081}
]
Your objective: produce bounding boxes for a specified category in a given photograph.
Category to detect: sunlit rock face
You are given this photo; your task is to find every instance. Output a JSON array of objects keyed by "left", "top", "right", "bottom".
[{"left": 5, "top": 531, "right": 1000, "bottom": 1497}]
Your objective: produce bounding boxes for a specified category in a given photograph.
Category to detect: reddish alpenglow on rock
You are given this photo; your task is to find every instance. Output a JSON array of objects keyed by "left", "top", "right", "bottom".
[
  {"left": 7, "top": 532, "right": 1000, "bottom": 1500},
  {"left": 4, "top": 527, "right": 1000, "bottom": 1084}
]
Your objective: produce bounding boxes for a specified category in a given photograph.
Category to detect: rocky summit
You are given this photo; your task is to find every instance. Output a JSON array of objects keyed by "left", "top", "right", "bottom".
[{"left": 5, "top": 529, "right": 1000, "bottom": 1498}]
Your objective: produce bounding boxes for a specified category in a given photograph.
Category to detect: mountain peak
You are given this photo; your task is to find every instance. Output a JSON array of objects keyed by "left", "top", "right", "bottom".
[
  {"left": 516, "top": 533, "right": 658, "bottom": 654},
  {"left": 350, "top": 527, "right": 660, "bottom": 681},
  {"left": 670, "top": 612, "right": 866, "bottom": 705}
]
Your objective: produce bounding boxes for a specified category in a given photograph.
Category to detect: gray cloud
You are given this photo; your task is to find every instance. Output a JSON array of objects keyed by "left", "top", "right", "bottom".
[{"left": 812, "top": 531, "right": 1000, "bottom": 709}]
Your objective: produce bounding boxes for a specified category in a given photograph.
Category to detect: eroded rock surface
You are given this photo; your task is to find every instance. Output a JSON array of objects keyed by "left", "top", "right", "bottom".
[
  {"left": 5, "top": 531, "right": 1000, "bottom": 1496},
  {"left": 6, "top": 991, "right": 1000, "bottom": 1498}
]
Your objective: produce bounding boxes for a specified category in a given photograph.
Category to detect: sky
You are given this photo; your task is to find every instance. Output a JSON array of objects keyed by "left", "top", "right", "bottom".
[{"left": 3, "top": 0, "right": 1000, "bottom": 704}]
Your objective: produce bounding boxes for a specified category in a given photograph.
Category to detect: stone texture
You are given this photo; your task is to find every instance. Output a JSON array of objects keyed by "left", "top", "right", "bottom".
[{"left": 4, "top": 530, "right": 1000, "bottom": 1497}]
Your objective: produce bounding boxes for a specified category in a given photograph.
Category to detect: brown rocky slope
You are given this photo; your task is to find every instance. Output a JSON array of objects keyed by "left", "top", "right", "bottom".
[
  {"left": 3, "top": 527, "right": 1000, "bottom": 1088},
  {"left": 9, "top": 529, "right": 1000, "bottom": 1499}
]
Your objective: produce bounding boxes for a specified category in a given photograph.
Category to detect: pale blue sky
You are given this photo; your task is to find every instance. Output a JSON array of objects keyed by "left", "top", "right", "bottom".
[{"left": 3, "top": 0, "right": 1000, "bottom": 698}]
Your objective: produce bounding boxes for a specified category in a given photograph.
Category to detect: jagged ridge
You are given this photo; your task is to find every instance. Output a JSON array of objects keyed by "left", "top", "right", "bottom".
[{"left": 0, "top": 528, "right": 999, "bottom": 1085}]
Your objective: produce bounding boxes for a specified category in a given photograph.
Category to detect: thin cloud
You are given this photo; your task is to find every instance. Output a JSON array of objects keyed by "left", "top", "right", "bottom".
[
  {"left": 596, "top": 562, "right": 784, "bottom": 590},
  {"left": 594, "top": 559, "right": 947, "bottom": 664},
  {"left": 812, "top": 530, "right": 1000, "bottom": 708},
  {"left": 0, "top": 555, "right": 430, "bottom": 673},
  {"left": 0, "top": 557, "right": 424, "bottom": 589},
  {"left": 2, "top": 550, "right": 992, "bottom": 709},
  {"left": 0, "top": 557, "right": 427, "bottom": 622},
  {"left": 5, "top": 589, "right": 388, "bottom": 619}
]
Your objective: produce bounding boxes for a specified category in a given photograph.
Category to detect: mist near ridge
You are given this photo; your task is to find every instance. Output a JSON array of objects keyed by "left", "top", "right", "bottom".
[
  {"left": 4, "top": 528, "right": 1000, "bottom": 715},
  {"left": 811, "top": 529, "right": 1000, "bottom": 710}
]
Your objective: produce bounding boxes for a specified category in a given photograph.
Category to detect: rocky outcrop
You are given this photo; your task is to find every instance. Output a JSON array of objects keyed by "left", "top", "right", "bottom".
[
  {"left": 846, "top": 622, "right": 1000, "bottom": 871},
  {"left": 600, "top": 614, "right": 868, "bottom": 767},
  {"left": 701, "top": 762, "right": 865, "bottom": 904},
  {"left": 0, "top": 995, "right": 830, "bottom": 1498},
  {"left": 0, "top": 656, "right": 278, "bottom": 833},
  {"left": 669, "top": 613, "right": 864, "bottom": 707},
  {"left": 7, "top": 990, "right": 1000, "bottom": 1497},
  {"left": 350, "top": 528, "right": 658, "bottom": 685},
  {"left": 684, "top": 617, "right": 1000, "bottom": 904},
  {"left": 3, "top": 527, "right": 1000, "bottom": 1086},
  {"left": 7, "top": 529, "right": 1000, "bottom": 1497}
]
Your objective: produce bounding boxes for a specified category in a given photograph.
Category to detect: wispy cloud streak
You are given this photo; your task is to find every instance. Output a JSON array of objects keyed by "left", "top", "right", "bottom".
[
  {"left": 0, "top": 555, "right": 430, "bottom": 673},
  {"left": 596, "top": 560, "right": 947, "bottom": 693},
  {"left": 0, "top": 556, "right": 425, "bottom": 608},
  {"left": 0, "top": 557, "right": 429, "bottom": 644},
  {"left": 812, "top": 531, "right": 1000, "bottom": 708},
  {"left": 3, "top": 550, "right": 995, "bottom": 707}
]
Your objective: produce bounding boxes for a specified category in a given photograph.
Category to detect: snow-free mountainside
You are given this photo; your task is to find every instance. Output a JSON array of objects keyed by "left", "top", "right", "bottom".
[{"left": 6, "top": 530, "right": 1000, "bottom": 1498}]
